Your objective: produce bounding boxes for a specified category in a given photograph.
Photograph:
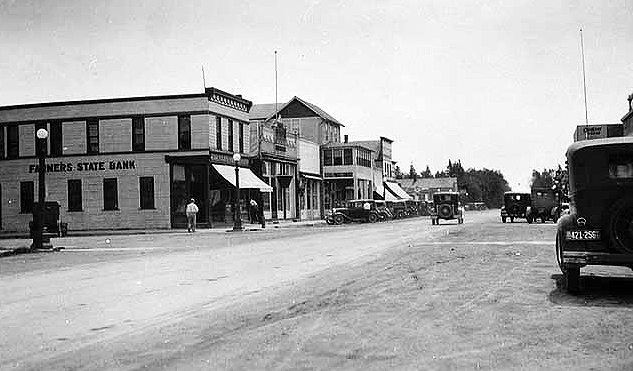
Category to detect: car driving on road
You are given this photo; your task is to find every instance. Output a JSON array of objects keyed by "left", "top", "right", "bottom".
[
  {"left": 325, "top": 199, "right": 380, "bottom": 225},
  {"left": 556, "top": 136, "right": 633, "bottom": 293},
  {"left": 500, "top": 192, "right": 531, "bottom": 223},
  {"left": 430, "top": 192, "right": 464, "bottom": 225}
]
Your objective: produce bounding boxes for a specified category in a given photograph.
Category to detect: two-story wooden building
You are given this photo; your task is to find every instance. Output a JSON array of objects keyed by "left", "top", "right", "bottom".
[
  {"left": 0, "top": 87, "right": 271, "bottom": 232},
  {"left": 250, "top": 96, "right": 343, "bottom": 220}
]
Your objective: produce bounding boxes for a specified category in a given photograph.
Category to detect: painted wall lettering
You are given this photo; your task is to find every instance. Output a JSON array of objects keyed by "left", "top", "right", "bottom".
[{"left": 28, "top": 160, "right": 136, "bottom": 173}]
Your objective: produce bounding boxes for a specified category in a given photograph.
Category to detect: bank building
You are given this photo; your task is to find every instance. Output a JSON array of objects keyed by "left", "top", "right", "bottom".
[{"left": 0, "top": 87, "right": 272, "bottom": 232}]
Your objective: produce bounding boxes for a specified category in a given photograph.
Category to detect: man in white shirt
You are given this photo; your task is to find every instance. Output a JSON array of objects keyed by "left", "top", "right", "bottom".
[{"left": 185, "top": 198, "right": 199, "bottom": 232}]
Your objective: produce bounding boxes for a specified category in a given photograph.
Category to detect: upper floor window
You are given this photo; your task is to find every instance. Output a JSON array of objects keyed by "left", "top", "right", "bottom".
[
  {"left": 343, "top": 148, "right": 353, "bottom": 165},
  {"left": 87, "top": 119, "right": 99, "bottom": 154},
  {"left": 7, "top": 125, "right": 18, "bottom": 159},
  {"left": 333, "top": 149, "right": 343, "bottom": 165},
  {"left": 239, "top": 122, "right": 244, "bottom": 153},
  {"left": 323, "top": 149, "right": 333, "bottom": 166},
  {"left": 228, "top": 119, "right": 234, "bottom": 151},
  {"left": 178, "top": 115, "right": 191, "bottom": 150},
  {"left": 216, "top": 117, "right": 222, "bottom": 150},
  {"left": 49, "top": 121, "right": 62, "bottom": 157},
  {"left": 132, "top": 117, "right": 145, "bottom": 152},
  {"left": 0, "top": 126, "right": 4, "bottom": 159}
]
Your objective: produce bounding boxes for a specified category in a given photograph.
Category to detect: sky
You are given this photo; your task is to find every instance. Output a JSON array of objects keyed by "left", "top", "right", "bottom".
[{"left": 1, "top": 0, "right": 632, "bottom": 192}]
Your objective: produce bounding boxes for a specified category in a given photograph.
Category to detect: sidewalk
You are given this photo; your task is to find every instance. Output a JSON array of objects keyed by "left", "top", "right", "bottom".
[{"left": 0, "top": 218, "right": 327, "bottom": 256}]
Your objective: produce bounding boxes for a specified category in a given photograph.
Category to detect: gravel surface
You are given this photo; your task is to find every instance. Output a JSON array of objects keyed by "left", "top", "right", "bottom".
[{"left": 2, "top": 210, "right": 632, "bottom": 371}]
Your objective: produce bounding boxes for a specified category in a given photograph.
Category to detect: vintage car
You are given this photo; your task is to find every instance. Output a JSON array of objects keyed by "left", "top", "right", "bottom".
[
  {"left": 431, "top": 192, "right": 464, "bottom": 225},
  {"left": 387, "top": 199, "right": 409, "bottom": 219},
  {"left": 556, "top": 136, "right": 633, "bottom": 293},
  {"left": 406, "top": 200, "right": 425, "bottom": 217},
  {"left": 374, "top": 200, "right": 393, "bottom": 221},
  {"left": 325, "top": 199, "right": 380, "bottom": 225},
  {"left": 500, "top": 192, "right": 531, "bottom": 223},
  {"left": 526, "top": 187, "right": 559, "bottom": 223}
]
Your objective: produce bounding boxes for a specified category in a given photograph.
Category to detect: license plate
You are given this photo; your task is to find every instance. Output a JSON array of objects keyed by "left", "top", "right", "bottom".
[{"left": 566, "top": 230, "right": 601, "bottom": 241}]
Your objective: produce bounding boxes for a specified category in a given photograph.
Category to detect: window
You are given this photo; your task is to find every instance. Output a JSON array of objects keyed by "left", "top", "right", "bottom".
[
  {"left": 87, "top": 119, "right": 99, "bottom": 154},
  {"left": 103, "top": 178, "right": 118, "bottom": 210},
  {"left": 333, "top": 149, "right": 343, "bottom": 165},
  {"left": 216, "top": 117, "right": 222, "bottom": 150},
  {"left": 7, "top": 125, "right": 18, "bottom": 159},
  {"left": 67, "top": 179, "right": 82, "bottom": 211},
  {"left": 343, "top": 148, "right": 353, "bottom": 165},
  {"left": 323, "top": 149, "right": 332, "bottom": 166},
  {"left": 132, "top": 117, "right": 145, "bottom": 152},
  {"left": 228, "top": 119, "right": 233, "bottom": 151},
  {"left": 49, "top": 121, "right": 63, "bottom": 156},
  {"left": 239, "top": 122, "right": 244, "bottom": 153},
  {"left": 0, "top": 126, "right": 4, "bottom": 159},
  {"left": 20, "top": 181, "right": 34, "bottom": 213},
  {"left": 178, "top": 115, "right": 191, "bottom": 150},
  {"left": 139, "top": 177, "right": 155, "bottom": 209}
]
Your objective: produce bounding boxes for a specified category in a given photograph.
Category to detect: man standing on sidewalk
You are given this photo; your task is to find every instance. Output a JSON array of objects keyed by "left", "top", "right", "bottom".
[{"left": 186, "top": 198, "right": 199, "bottom": 232}]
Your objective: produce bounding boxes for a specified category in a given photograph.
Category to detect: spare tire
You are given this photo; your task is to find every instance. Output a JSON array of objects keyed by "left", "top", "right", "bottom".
[
  {"left": 438, "top": 204, "right": 452, "bottom": 218},
  {"left": 607, "top": 197, "right": 633, "bottom": 253},
  {"left": 508, "top": 204, "right": 520, "bottom": 215}
]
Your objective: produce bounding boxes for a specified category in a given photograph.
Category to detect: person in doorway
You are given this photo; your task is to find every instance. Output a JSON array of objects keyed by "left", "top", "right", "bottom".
[
  {"left": 249, "top": 198, "right": 259, "bottom": 224},
  {"left": 186, "top": 198, "right": 199, "bottom": 232}
]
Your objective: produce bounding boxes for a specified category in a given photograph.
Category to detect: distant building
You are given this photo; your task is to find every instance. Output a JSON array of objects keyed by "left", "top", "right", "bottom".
[
  {"left": 622, "top": 93, "right": 633, "bottom": 136},
  {"left": 573, "top": 124, "right": 623, "bottom": 142},
  {"left": 398, "top": 177, "right": 458, "bottom": 201}
]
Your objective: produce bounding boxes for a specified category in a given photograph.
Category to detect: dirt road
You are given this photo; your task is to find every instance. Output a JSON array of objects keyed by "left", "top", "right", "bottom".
[{"left": 2, "top": 210, "right": 632, "bottom": 370}]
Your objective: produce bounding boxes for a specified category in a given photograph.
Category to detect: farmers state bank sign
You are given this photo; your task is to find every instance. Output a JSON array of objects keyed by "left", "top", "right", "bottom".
[{"left": 28, "top": 160, "right": 136, "bottom": 173}]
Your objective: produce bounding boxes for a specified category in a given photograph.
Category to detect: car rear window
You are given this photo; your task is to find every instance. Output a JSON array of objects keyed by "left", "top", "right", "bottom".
[{"left": 609, "top": 155, "right": 633, "bottom": 179}]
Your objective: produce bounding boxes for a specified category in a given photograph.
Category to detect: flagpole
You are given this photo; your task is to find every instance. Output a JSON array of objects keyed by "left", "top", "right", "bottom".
[{"left": 580, "top": 29, "right": 589, "bottom": 126}]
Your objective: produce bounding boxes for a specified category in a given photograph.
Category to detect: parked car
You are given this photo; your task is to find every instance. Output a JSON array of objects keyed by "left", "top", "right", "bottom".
[
  {"left": 430, "top": 192, "right": 464, "bottom": 225},
  {"left": 556, "top": 136, "right": 633, "bottom": 293},
  {"left": 325, "top": 199, "right": 380, "bottom": 225},
  {"left": 500, "top": 192, "right": 531, "bottom": 223},
  {"left": 387, "top": 199, "right": 409, "bottom": 219},
  {"left": 374, "top": 200, "right": 393, "bottom": 221},
  {"left": 526, "top": 187, "right": 559, "bottom": 223}
]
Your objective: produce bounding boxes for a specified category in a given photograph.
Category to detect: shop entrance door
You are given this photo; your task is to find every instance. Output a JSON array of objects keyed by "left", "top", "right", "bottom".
[{"left": 170, "top": 164, "right": 209, "bottom": 228}]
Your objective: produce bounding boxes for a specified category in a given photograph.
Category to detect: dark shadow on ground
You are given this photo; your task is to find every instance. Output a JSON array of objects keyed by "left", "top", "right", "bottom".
[{"left": 549, "top": 273, "right": 633, "bottom": 307}]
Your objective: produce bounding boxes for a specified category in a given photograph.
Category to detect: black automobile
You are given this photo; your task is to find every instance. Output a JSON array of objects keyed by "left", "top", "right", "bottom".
[
  {"left": 431, "top": 192, "right": 463, "bottom": 225},
  {"left": 387, "top": 199, "right": 409, "bottom": 219},
  {"left": 500, "top": 192, "right": 531, "bottom": 223},
  {"left": 374, "top": 200, "right": 393, "bottom": 221},
  {"left": 325, "top": 199, "right": 380, "bottom": 225},
  {"left": 556, "top": 136, "right": 633, "bottom": 293},
  {"left": 526, "top": 187, "right": 559, "bottom": 223}
]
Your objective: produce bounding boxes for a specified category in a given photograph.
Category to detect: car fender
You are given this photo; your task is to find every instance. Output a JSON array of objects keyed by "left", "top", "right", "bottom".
[{"left": 556, "top": 212, "right": 576, "bottom": 235}]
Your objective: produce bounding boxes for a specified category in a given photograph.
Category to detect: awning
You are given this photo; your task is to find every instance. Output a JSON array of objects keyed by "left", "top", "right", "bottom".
[
  {"left": 212, "top": 164, "right": 273, "bottom": 192},
  {"left": 375, "top": 183, "right": 399, "bottom": 201},
  {"left": 301, "top": 173, "right": 322, "bottom": 181},
  {"left": 385, "top": 181, "right": 412, "bottom": 200}
]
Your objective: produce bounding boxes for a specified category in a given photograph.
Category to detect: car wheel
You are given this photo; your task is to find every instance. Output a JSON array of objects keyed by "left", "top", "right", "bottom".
[
  {"left": 502, "top": 217, "right": 506, "bottom": 223},
  {"left": 607, "top": 197, "right": 633, "bottom": 254},
  {"left": 368, "top": 213, "right": 378, "bottom": 223},
  {"left": 333, "top": 214, "right": 344, "bottom": 225}
]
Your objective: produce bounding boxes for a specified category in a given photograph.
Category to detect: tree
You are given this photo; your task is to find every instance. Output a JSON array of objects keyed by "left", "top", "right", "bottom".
[
  {"left": 409, "top": 164, "right": 418, "bottom": 180},
  {"left": 420, "top": 165, "right": 433, "bottom": 178},
  {"left": 530, "top": 168, "right": 555, "bottom": 189},
  {"left": 394, "top": 165, "right": 403, "bottom": 179}
]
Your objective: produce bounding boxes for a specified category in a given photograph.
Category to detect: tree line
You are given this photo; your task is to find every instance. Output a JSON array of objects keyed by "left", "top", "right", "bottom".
[
  {"left": 394, "top": 160, "right": 510, "bottom": 208},
  {"left": 393, "top": 161, "right": 569, "bottom": 208}
]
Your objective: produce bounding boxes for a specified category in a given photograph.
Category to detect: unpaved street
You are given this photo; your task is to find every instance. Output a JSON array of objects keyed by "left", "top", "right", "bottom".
[{"left": 2, "top": 210, "right": 633, "bottom": 370}]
